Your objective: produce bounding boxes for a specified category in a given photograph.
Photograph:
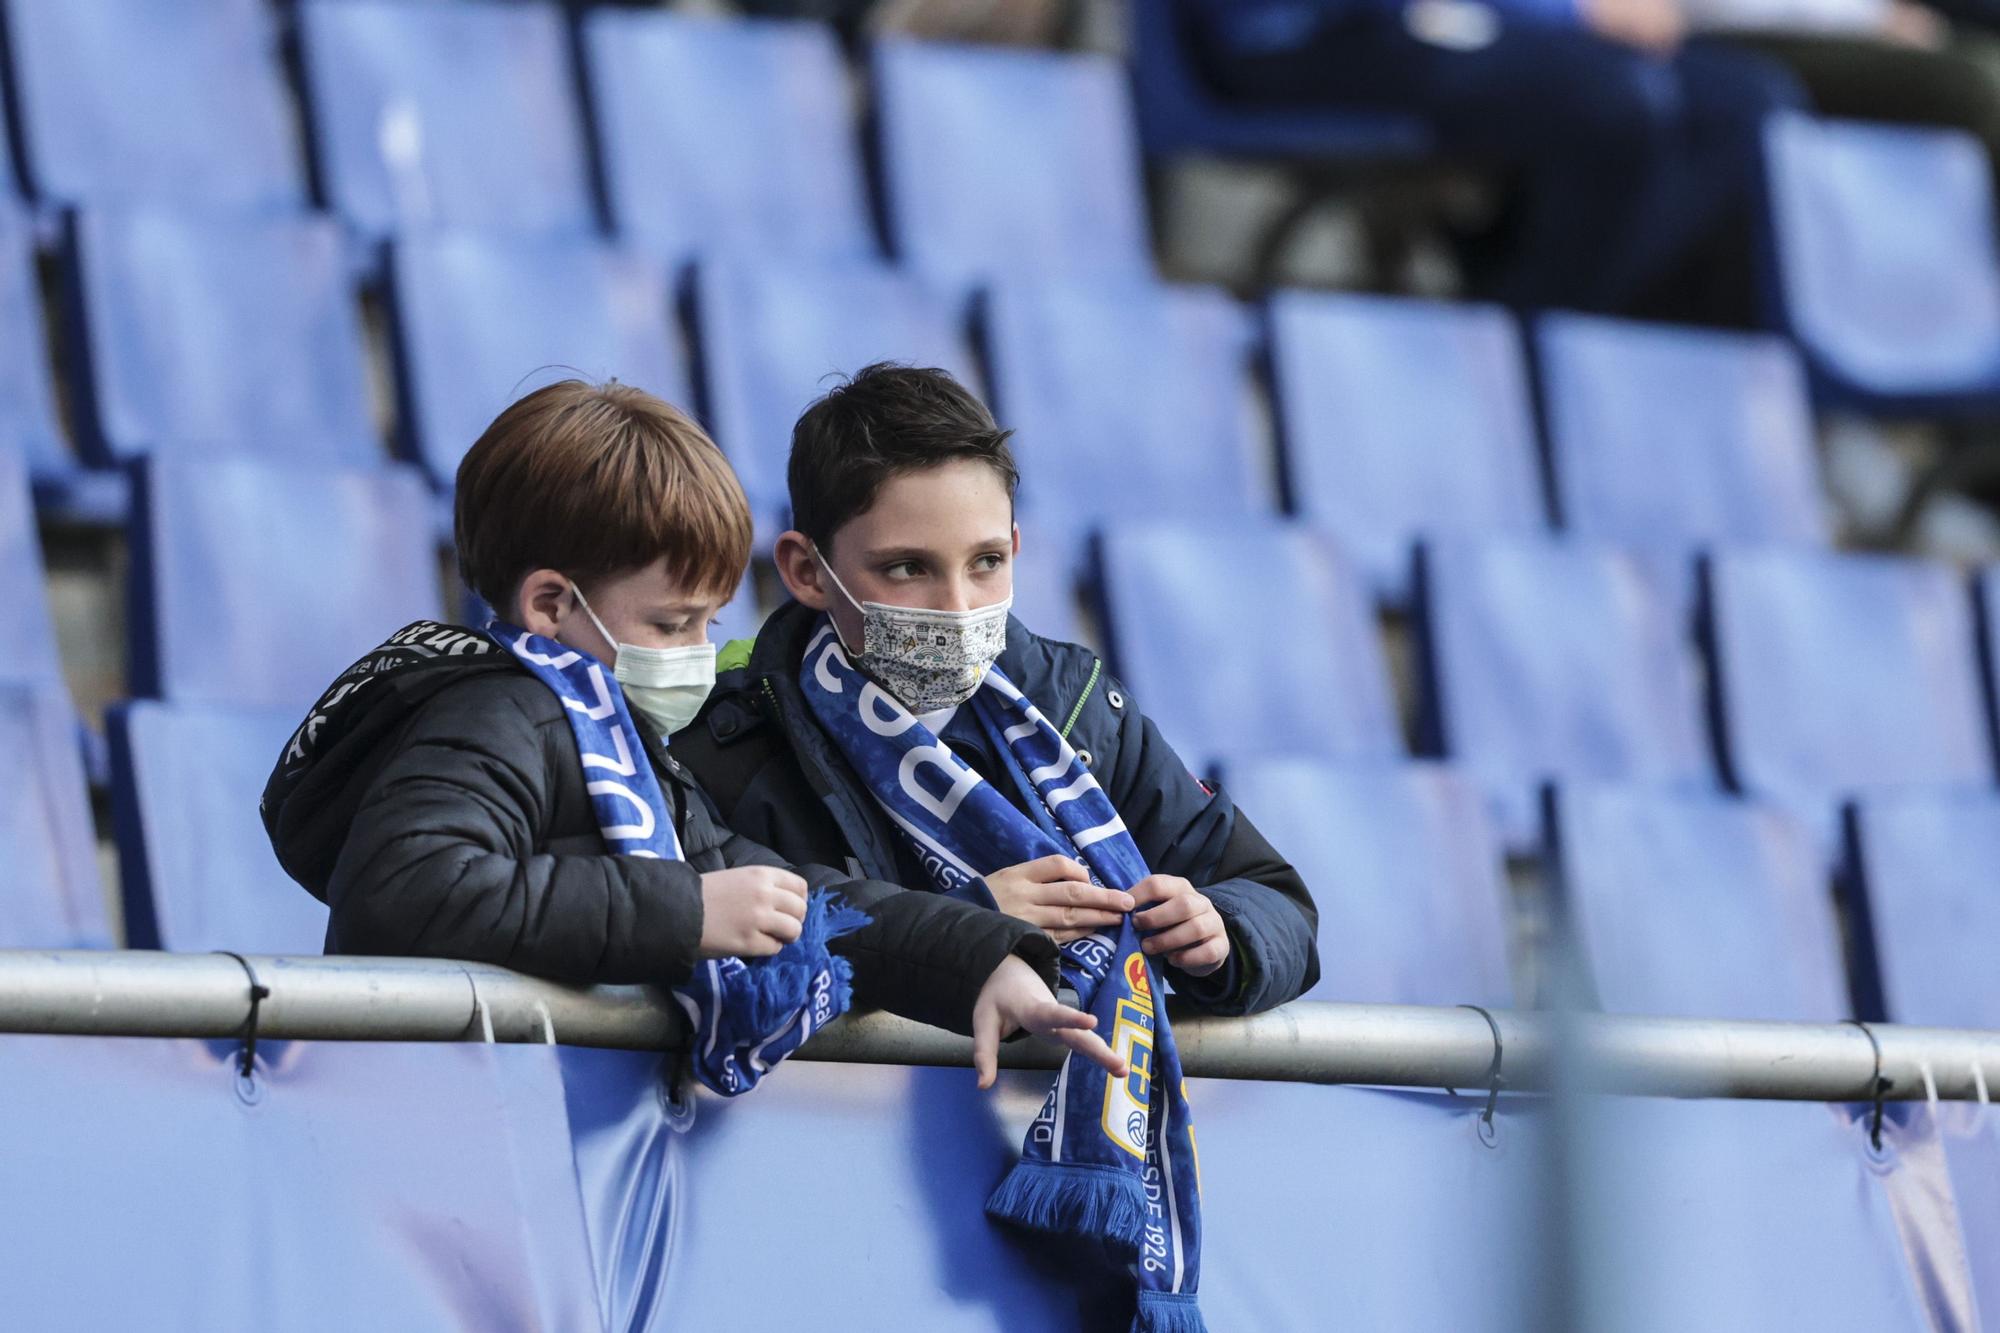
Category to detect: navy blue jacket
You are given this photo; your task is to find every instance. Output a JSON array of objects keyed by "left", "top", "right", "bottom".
[
  {"left": 1185, "top": 0, "right": 1580, "bottom": 52},
  {"left": 675, "top": 600, "right": 1320, "bottom": 1016}
]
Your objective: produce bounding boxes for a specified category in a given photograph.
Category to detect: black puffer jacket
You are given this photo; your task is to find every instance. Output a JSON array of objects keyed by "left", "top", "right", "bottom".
[{"left": 261, "top": 621, "right": 1056, "bottom": 1035}]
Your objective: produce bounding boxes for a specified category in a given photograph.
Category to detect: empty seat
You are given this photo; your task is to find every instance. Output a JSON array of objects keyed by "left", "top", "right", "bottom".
[
  {"left": 0, "top": 684, "right": 109, "bottom": 948},
  {"left": 1009, "top": 524, "right": 1084, "bottom": 647},
  {"left": 0, "top": 208, "right": 71, "bottom": 480},
  {"left": 693, "top": 259, "right": 973, "bottom": 533},
  {"left": 389, "top": 232, "right": 687, "bottom": 486},
  {"left": 65, "top": 209, "right": 377, "bottom": 468},
  {"left": 1538, "top": 314, "right": 1826, "bottom": 550},
  {"left": 1706, "top": 549, "right": 1992, "bottom": 826},
  {"left": 1762, "top": 113, "right": 2000, "bottom": 410},
  {"left": 1222, "top": 758, "right": 1512, "bottom": 1008},
  {"left": 1414, "top": 537, "right": 1712, "bottom": 842},
  {"left": 583, "top": 12, "right": 874, "bottom": 265},
  {"left": 1845, "top": 791, "right": 2000, "bottom": 1030},
  {"left": 0, "top": 450, "right": 64, "bottom": 687},
  {"left": 1549, "top": 784, "right": 1847, "bottom": 1022},
  {"left": 984, "top": 279, "right": 1266, "bottom": 562},
  {"left": 299, "top": 0, "right": 595, "bottom": 237},
  {"left": 1096, "top": 522, "right": 1399, "bottom": 771},
  {"left": 873, "top": 39, "right": 1152, "bottom": 284},
  {"left": 1267, "top": 292, "right": 1544, "bottom": 596},
  {"left": 108, "top": 702, "right": 326, "bottom": 953},
  {"left": 2, "top": 0, "right": 303, "bottom": 212},
  {"left": 128, "top": 456, "right": 442, "bottom": 708}
]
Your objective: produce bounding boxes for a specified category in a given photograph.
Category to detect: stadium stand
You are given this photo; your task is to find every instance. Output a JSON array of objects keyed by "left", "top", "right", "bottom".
[
  {"left": 1704, "top": 549, "right": 1994, "bottom": 834},
  {"left": 1095, "top": 522, "right": 1400, "bottom": 772},
  {"left": 126, "top": 456, "right": 442, "bottom": 708},
  {"left": 581, "top": 10, "right": 876, "bottom": 265},
  {"left": 0, "top": 682, "right": 108, "bottom": 948},
  {"left": 1536, "top": 315, "right": 1827, "bottom": 550},
  {"left": 1843, "top": 792, "right": 2000, "bottom": 1030},
  {"left": 0, "top": 206, "right": 73, "bottom": 472},
  {"left": 1007, "top": 523, "right": 1085, "bottom": 647},
  {"left": 1267, "top": 292, "right": 1545, "bottom": 598},
  {"left": 297, "top": 0, "right": 596, "bottom": 238},
  {"left": 108, "top": 701, "right": 327, "bottom": 954},
  {"left": 0, "top": 0, "right": 304, "bottom": 212},
  {"left": 1548, "top": 783, "right": 1848, "bottom": 1022},
  {"left": 63, "top": 208, "right": 377, "bottom": 468},
  {"left": 692, "top": 259, "right": 974, "bottom": 536},
  {"left": 872, "top": 38, "right": 1153, "bottom": 283},
  {"left": 1413, "top": 537, "right": 1713, "bottom": 844},
  {"left": 1221, "top": 758, "right": 1513, "bottom": 1007},
  {"left": 0, "top": 449, "right": 65, "bottom": 688}
]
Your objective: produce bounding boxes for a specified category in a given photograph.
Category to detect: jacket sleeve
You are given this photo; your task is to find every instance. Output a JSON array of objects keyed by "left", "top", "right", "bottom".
[
  {"left": 324, "top": 683, "right": 709, "bottom": 986},
  {"left": 1097, "top": 684, "right": 1321, "bottom": 1016},
  {"left": 715, "top": 826, "right": 1060, "bottom": 1035}
]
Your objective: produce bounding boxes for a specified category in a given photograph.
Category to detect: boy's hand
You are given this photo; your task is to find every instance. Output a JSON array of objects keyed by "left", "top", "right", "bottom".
[
  {"left": 970, "top": 954, "right": 1128, "bottom": 1090},
  {"left": 983, "top": 855, "right": 1134, "bottom": 943},
  {"left": 1132, "top": 875, "right": 1230, "bottom": 977},
  {"left": 696, "top": 866, "right": 809, "bottom": 958}
]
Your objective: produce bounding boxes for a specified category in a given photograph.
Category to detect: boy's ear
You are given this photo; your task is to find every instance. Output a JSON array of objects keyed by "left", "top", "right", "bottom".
[
  {"left": 773, "top": 531, "right": 833, "bottom": 611},
  {"left": 517, "top": 568, "right": 574, "bottom": 638}
]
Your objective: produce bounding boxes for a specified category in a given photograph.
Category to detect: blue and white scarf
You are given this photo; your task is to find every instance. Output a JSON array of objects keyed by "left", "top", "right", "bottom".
[
  {"left": 492, "top": 622, "right": 865, "bottom": 1097},
  {"left": 799, "top": 622, "right": 1206, "bottom": 1333}
]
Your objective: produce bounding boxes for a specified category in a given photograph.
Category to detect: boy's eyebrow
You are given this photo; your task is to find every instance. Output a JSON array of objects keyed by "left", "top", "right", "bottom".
[{"left": 860, "top": 538, "right": 1013, "bottom": 562}]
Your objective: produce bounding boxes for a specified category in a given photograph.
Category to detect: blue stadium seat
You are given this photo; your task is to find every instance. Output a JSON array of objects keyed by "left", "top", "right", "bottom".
[
  {"left": 0, "top": 684, "right": 109, "bottom": 948},
  {"left": 582, "top": 11, "right": 875, "bottom": 265},
  {"left": 983, "top": 279, "right": 1267, "bottom": 565},
  {"left": 1549, "top": 784, "right": 1848, "bottom": 1022},
  {"left": 0, "top": 208, "right": 72, "bottom": 478},
  {"left": 299, "top": 0, "right": 596, "bottom": 238},
  {"left": 1844, "top": 791, "right": 2000, "bottom": 1030},
  {"left": 1009, "top": 524, "right": 1083, "bottom": 647},
  {"left": 0, "top": 449, "right": 63, "bottom": 688},
  {"left": 693, "top": 259, "right": 973, "bottom": 536},
  {"left": 1706, "top": 550, "right": 1992, "bottom": 831},
  {"left": 64, "top": 209, "right": 377, "bottom": 468},
  {"left": 1096, "top": 522, "right": 1399, "bottom": 771},
  {"left": 388, "top": 232, "right": 687, "bottom": 487},
  {"left": 1222, "top": 758, "right": 1512, "bottom": 1007},
  {"left": 108, "top": 702, "right": 327, "bottom": 954},
  {"left": 1761, "top": 113, "right": 2000, "bottom": 412},
  {"left": 873, "top": 39, "right": 1153, "bottom": 284},
  {"left": 1538, "top": 314, "right": 1827, "bottom": 550},
  {"left": 2, "top": 0, "right": 304, "bottom": 212},
  {"left": 1414, "top": 537, "right": 1712, "bottom": 843},
  {"left": 128, "top": 456, "right": 442, "bottom": 707},
  {"left": 1267, "top": 292, "right": 1545, "bottom": 597}
]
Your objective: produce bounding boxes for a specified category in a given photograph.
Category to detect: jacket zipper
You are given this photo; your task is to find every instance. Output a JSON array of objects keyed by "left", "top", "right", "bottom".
[{"left": 1060, "top": 660, "right": 1102, "bottom": 740}]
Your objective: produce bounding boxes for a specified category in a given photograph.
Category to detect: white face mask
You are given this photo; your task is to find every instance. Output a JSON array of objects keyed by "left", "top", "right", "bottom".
[
  {"left": 571, "top": 585, "right": 717, "bottom": 738},
  {"left": 815, "top": 547, "right": 1010, "bottom": 715}
]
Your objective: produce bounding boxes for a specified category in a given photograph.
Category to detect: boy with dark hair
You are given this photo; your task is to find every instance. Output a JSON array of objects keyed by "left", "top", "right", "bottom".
[{"left": 261, "top": 379, "right": 1123, "bottom": 1089}]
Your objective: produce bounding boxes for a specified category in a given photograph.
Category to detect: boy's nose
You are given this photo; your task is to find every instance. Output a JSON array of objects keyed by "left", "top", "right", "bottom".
[{"left": 934, "top": 577, "right": 974, "bottom": 614}]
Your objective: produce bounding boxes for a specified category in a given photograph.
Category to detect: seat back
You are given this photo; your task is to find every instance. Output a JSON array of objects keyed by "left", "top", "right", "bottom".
[
  {"left": 0, "top": 208, "right": 68, "bottom": 473},
  {"left": 0, "top": 684, "right": 108, "bottom": 948},
  {"left": 1269, "top": 292, "right": 1543, "bottom": 594},
  {"left": 0, "top": 449, "right": 63, "bottom": 687}
]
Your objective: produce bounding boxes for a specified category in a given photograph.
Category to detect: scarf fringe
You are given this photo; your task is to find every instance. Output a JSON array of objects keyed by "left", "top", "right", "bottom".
[
  {"left": 1133, "top": 1292, "right": 1208, "bottom": 1333},
  {"left": 985, "top": 1160, "right": 1148, "bottom": 1257},
  {"left": 726, "top": 892, "right": 866, "bottom": 1034}
]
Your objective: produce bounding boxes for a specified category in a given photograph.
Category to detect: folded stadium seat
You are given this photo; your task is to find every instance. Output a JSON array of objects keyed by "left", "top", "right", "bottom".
[
  {"left": 1, "top": 0, "right": 304, "bottom": 212},
  {"left": 108, "top": 701, "right": 326, "bottom": 953},
  {"left": 1537, "top": 314, "right": 1828, "bottom": 551},
  {"left": 0, "top": 449, "right": 65, "bottom": 688},
  {"left": 1095, "top": 522, "right": 1399, "bottom": 773},
  {"left": 1008, "top": 523, "right": 1085, "bottom": 648},
  {"left": 1705, "top": 549, "right": 1993, "bottom": 841},
  {"left": 1220, "top": 757, "right": 1513, "bottom": 1008},
  {"left": 1843, "top": 791, "right": 2000, "bottom": 1029},
  {"left": 127, "top": 455, "right": 442, "bottom": 708},
  {"left": 0, "top": 683, "right": 109, "bottom": 948},
  {"left": 1266, "top": 292, "right": 1546, "bottom": 600},
  {"left": 388, "top": 230, "right": 688, "bottom": 488},
  {"left": 0, "top": 210, "right": 100, "bottom": 513},
  {"left": 873, "top": 38, "right": 1154, "bottom": 284},
  {"left": 63, "top": 209, "right": 378, "bottom": 469},
  {"left": 298, "top": 0, "right": 596, "bottom": 238},
  {"left": 1548, "top": 783, "right": 1848, "bottom": 1022},
  {"left": 983, "top": 279, "right": 1268, "bottom": 571},
  {"left": 582, "top": 11, "right": 877, "bottom": 265},
  {"left": 692, "top": 259, "right": 974, "bottom": 539},
  {"left": 1413, "top": 536, "right": 1713, "bottom": 847}
]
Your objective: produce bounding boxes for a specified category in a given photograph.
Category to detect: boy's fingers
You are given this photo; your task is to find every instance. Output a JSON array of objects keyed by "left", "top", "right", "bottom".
[
  {"left": 1171, "top": 938, "right": 1230, "bottom": 971},
  {"left": 1025, "top": 854, "right": 1089, "bottom": 880},
  {"left": 1027, "top": 999, "right": 1098, "bottom": 1032},
  {"left": 1052, "top": 882, "right": 1136, "bottom": 912},
  {"left": 1141, "top": 917, "right": 1217, "bottom": 955},
  {"left": 770, "top": 869, "right": 810, "bottom": 899},
  {"left": 1054, "top": 906, "right": 1126, "bottom": 932},
  {"left": 770, "top": 888, "right": 809, "bottom": 920},
  {"left": 1134, "top": 894, "right": 1201, "bottom": 929},
  {"left": 1055, "top": 1027, "right": 1128, "bottom": 1078},
  {"left": 765, "top": 910, "right": 804, "bottom": 945},
  {"left": 1128, "top": 875, "right": 1177, "bottom": 905},
  {"left": 972, "top": 1001, "right": 1001, "bottom": 1090}
]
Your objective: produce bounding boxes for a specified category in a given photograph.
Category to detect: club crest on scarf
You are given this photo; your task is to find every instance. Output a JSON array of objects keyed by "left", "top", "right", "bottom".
[
  {"left": 492, "top": 622, "right": 866, "bottom": 1097},
  {"left": 798, "top": 621, "right": 1207, "bottom": 1333}
]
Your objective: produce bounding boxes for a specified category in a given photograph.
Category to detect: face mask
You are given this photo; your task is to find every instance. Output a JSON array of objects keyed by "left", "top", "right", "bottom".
[
  {"left": 571, "top": 585, "right": 717, "bottom": 738},
  {"left": 815, "top": 547, "right": 1010, "bottom": 714}
]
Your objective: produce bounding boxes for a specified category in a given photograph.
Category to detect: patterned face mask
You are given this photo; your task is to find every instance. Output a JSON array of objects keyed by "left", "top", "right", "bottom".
[{"left": 814, "top": 546, "right": 1011, "bottom": 714}]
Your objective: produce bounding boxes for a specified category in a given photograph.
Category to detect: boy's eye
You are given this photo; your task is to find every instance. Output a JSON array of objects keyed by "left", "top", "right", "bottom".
[
  {"left": 883, "top": 561, "right": 925, "bottom": 580},
  {"left": 973, "top": 552, "right": 1007, "bottom": 572}
]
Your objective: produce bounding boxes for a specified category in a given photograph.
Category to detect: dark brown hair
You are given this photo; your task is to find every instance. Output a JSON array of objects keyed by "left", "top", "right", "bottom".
[{"left": 455, "top": 380, "right": 752, "bottom": 613}]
